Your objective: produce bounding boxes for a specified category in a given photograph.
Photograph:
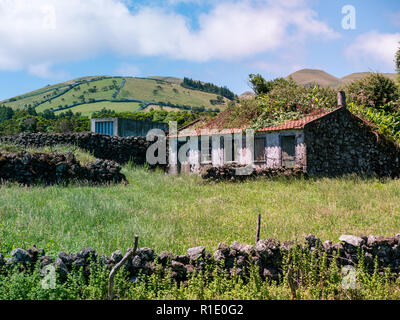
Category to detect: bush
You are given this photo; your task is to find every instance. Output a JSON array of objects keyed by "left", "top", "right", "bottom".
[
  {"left": 344, "top": 73, "right": 400, "bottom": 111},
  {"left": 252, "top": 78, "right": 337, "bottom": 129}
]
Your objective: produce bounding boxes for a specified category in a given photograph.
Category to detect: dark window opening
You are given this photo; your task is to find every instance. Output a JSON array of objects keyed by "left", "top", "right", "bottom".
[
  {"left": 254, "top": 137, "right": 265, "bottom": 162},
  {"left": 200, "top": 137, "right": 212, "bottom": 164},
  {"left": 281, "top": 135, "right": 296, "bottom": 168}
]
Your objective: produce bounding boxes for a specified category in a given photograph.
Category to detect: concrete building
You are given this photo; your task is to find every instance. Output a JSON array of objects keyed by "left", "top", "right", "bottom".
[{"left": 91, "top": 118, "right": 168, "bottom": 137}]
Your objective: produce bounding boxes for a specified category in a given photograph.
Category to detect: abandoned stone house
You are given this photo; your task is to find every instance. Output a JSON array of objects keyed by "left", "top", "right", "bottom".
[{"left": 169, "top": 94, "right": 400, "bottom": 177}]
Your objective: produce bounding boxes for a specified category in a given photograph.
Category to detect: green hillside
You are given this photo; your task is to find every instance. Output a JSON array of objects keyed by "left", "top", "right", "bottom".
[{"left": 0, "top": 76, "right": 230, "bottom": 117}]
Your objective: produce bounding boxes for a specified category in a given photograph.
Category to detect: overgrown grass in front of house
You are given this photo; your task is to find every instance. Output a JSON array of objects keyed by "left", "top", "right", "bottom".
[{"left": 1, "top": 161, "right": 400, "bottom": 257}]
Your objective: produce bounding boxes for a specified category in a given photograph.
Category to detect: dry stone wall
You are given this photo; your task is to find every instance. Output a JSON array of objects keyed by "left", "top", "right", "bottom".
[
  {"left": 201, "top": 165, "right": 305, "bottom": 182},
  {"left": 3, "top": 234, "right": 400, "bottom": 284},
  {"left": 0, "top": 132, "right": 152, "bottom": 165},
  {"left": 305, "top": 108, "right": 400, "bottom": 177},
  {"left": 0, "top": 151, "right": 126, "bottom": 185}
]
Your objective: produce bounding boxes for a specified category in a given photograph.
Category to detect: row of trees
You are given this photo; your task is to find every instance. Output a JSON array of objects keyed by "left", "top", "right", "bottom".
[
  {"left": 0, "top": 104, "right": 216, "bottom": 135},
  {"left": 181, "top": 77, "right": 237, "bottom": 101}
]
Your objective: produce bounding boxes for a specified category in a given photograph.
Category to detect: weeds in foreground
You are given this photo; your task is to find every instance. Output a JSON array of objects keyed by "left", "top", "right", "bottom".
[{"left": 1, "top": 248, "right": 400, "bottom": 300}]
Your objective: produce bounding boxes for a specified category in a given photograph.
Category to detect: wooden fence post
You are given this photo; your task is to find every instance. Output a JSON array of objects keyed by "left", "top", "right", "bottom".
[
  {"left": 108, "top": 235, "right": 139, "bottom": 300},
  {"left": 256, "top": 214, "right": 261, "bottom": 243}
]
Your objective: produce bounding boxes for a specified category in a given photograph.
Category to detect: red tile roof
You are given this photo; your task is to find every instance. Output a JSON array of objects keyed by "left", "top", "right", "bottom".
[{"left": 257, "top": 110, "right": 336, "bottom": 132}]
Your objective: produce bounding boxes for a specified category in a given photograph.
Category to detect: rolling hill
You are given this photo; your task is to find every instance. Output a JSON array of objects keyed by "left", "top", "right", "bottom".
[
  {"left": 286, "top": 69, "right": 398, "bottom": 89},
  {"left": 0, "top": 76, "right": 231, "bottom": 117}
]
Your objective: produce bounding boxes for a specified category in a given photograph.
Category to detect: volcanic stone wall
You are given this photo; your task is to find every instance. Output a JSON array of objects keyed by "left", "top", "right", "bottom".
[
  {"left": 2, "top": 234, "right": 400, "bottom": 285},
  {"left": 200, "top": 165, "right": 305, "bottom": 182},
  {"left": 304, "top": 108, "right": 400, "bottom": 177},
  {"left": 0, "top": 151, "right": 126, "bottom": 185},
  {"left": 0, "top": 132, "right": 152, "bottom": 165}
]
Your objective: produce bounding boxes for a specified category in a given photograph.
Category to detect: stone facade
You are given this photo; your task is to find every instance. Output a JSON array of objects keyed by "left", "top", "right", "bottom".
[{"left": 304, "top": 107, "right": 400, "bottom": 177}]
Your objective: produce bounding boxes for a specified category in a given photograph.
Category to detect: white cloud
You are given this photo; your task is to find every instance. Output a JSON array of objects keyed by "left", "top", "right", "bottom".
[
  {"left": 346, "top": 31, "right": 400, "bottom": 71},
  {"left": 26, "top": 62, "right": 69, "bottom": 79},
  {"left": 114, "top": 63, "right": 140, "bottom": 76},
  {"left": 0, "top": 0, "right": 338, "bottom": 77}
]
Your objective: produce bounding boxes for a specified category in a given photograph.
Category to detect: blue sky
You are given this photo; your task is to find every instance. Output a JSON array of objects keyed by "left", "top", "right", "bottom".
[{"left": 0, "top": 0, "right": 399, "bottom": 101}]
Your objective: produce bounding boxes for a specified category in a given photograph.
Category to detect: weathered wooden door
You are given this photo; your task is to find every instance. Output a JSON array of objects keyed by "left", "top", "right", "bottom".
[{"left": 281, "top": 136, "right": 296, "bottom": 168}]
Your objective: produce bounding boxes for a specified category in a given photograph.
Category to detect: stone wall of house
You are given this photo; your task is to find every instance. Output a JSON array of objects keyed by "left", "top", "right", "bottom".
[
  {"left": 2, "top": 233, "right": 400, "bottom": 285},
  {"left": 0, "top": 132, "right": 155, "bottom": 165},
  {"left": 0, "top": 151, "right": 126, "bottom": 185},
  {"left": 264, "top": 130, "right": 306, "bottom": 169},
  {"left": 304, "top": 108, "right": 400, "bottom": 177}
]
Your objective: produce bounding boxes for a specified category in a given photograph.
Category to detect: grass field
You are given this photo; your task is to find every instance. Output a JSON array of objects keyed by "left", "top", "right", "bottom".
[
  {"left": 2, "top": 85, "right": 66, "bottom": 110},
  {"left": 2, "top": 145, "right": 400, "bottom": 300},
  {"left": 53, "top": 101, "right": 142, "bottom": 117},
  {"left": 1, "top": 163, "right": 400, "bottom": 258},
  {"left": 119, "top": 78, "right": 227, "bottom": 109},
  {"left": 35, "top": 78, "right": 123, "bottom": 113}
]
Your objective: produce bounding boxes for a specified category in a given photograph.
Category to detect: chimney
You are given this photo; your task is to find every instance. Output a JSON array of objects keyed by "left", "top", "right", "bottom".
[{"left": 338, "top": 91, "right": 346, "bottom": 109}]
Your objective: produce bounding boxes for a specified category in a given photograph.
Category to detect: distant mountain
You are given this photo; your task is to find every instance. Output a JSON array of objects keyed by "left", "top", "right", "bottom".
[
  {"left": 341, "top": 72, "right": 398, "bottom": 84},
  {"left": 287, "top": 69, "right": 342, "bottom": 88},
  {"left": 286, "top": 69, "right": 398, "bottom": 89},
  {"left": 239, "top": 91, "right": 256, "bottom": 100}
]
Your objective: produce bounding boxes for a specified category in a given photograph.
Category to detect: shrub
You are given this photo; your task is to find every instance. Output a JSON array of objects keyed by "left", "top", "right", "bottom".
[{"left": 344, "top": 73, "right": 400, "bottom": 111}]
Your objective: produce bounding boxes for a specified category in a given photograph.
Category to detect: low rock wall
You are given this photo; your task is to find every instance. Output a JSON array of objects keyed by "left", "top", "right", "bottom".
[
  {"left": 2, "top": 234, "right": 400, "bottom": 284},
  {"left": 0, "top": 151, "right": 126, "bottom": 185},
  {"left": 0, "top": 132, "right": 152, "bottom": 165},
  {"left": 200, "top": 165, "right": 305, "bottom": 182}
]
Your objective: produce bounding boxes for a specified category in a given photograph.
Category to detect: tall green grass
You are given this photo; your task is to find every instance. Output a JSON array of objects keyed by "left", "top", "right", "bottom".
[{"left": 1, "top": 164, "right": 400, "bottom": 257}]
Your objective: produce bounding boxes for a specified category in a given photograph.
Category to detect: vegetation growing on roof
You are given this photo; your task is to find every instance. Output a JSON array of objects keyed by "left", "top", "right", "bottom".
[
  {"left": 204, "top": 77, "right": 337, "bottom": 130},
  {"left": 251, "top": 78, "right": 337, "bottom": 129}
]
